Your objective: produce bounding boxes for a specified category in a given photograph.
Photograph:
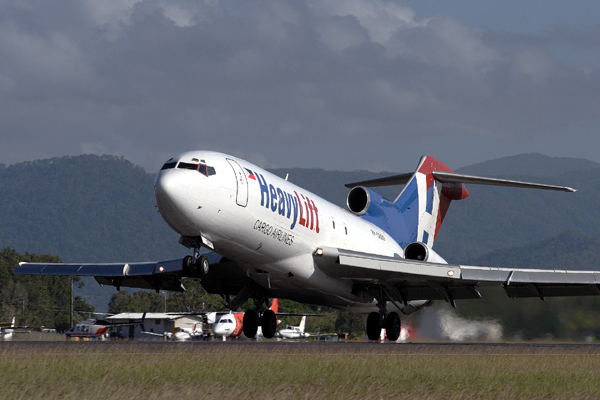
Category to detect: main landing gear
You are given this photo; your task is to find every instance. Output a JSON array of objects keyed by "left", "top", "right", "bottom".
[
  {"left": 242, "top": 309, "right": 277, "bottom": 339},
  {"left": 366, "top": 302, "right": 402, "bottom": 342}
]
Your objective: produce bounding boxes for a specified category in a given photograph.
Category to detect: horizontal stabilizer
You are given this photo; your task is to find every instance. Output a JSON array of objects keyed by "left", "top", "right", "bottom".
[
  {"left": 346, "top": 171, "right": 576, "bottom": 192},
  {"left": 345, "top": 173, "right": 412, "bottom": 188},
  {"left": 432, "top": 171, "right": 576, "bottom": 192}
]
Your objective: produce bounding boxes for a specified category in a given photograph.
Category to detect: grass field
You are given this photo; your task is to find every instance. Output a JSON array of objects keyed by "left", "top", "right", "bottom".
[{"left": 2, "top": 341, "right": 600, "bottom": 399}]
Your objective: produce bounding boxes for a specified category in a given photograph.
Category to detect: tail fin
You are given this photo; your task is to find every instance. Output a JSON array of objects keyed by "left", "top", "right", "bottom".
[
  {"left": 269, "top": 298, "right": 279, "bottom": 313},
  {"left": 393, "top": 156, "right": 468, "bottom": 248},
  {"left": 299, "top": 316, "right": 306, "bottom": 333},
  {"left": 346, "top": 155, "right": 574, "bottom": 249}
]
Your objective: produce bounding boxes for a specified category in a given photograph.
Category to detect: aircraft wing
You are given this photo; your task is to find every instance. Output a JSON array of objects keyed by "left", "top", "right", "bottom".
[
  {"left": 314, "top": 247, "right": 600, "bottom": 306},
  {"left": 15, "top": 254, "right": 249, "bottom": 295}
]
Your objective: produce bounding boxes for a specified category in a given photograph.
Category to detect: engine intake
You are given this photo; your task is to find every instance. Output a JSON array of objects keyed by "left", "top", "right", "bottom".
[
  {"left": 347, "top": 186, "right": 370, "bottom": 215},
  {"left": 404, "top": 242, "right": 447, "bottom": 264}
]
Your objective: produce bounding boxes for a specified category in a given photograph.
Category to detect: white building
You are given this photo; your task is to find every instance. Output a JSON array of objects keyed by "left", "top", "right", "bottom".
[{"left": 106, "top": 313, "right": 205, "bottom": 339}]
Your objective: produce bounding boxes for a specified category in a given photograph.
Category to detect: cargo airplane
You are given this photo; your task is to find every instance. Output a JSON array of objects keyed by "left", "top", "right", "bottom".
[{"left": 18, "top": 151, "right": 597, "bottom": 341}]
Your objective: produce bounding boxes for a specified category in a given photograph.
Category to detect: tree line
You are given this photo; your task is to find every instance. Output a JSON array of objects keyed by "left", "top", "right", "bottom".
[{"left": 0, "top": 247, "right": 94, "bottom": 331}]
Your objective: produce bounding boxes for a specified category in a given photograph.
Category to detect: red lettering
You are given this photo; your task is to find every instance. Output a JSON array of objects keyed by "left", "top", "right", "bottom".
[
  {"left": 302, "top": 194, "right": 311, "bottom": 230},
  {"left": 294, "top": 191, "right": 306, "bottom": 227},
  {"left": 310, "top": 199, "right": 319, "bottom": 233}
]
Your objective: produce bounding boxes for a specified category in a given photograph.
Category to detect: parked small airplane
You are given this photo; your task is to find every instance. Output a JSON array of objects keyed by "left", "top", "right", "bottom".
[
  {"left": 141, "top": 318, "right": 205, "bottom": 341},
  {"left": 0, "top": 317, "right": 30, "bottom": 340},
  {"left": 276, "top": 316, "right": 310, "bottom": 339},
  {"left": 19, "top": 151, "right": 596, "bottom": 342},
  {"left": 276, "top": 316, "right": 336, "bottom": 340}
]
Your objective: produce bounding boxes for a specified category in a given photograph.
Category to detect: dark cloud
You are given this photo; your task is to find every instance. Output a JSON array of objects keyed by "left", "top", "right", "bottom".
[{"left": 1, "top": 0, "right": 599, "bottom": 173}]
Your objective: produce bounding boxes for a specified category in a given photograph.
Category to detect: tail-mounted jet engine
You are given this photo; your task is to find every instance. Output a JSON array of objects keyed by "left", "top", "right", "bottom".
[
  {"left": 404, "top": 242, "right": 447, "bottom": 264},
  {"left": 347, "top": 186, "right": 394, "bottom": 216}
]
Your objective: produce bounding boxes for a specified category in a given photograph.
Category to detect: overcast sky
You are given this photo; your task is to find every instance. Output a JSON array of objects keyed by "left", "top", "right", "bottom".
[{"left": 1, "top": 0, "right": 599, "bottom": 173}]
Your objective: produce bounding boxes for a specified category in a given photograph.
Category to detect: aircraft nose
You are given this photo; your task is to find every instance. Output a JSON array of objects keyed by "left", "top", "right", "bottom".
[
  {"left": 154, "top": 169, "right": 197, "bottom": 235},
  {"left": 155, "top": 169, "right": 189, "bottom": 207},
  {"left": 212, "top": 324, "right": 225, "bottom": 336}
]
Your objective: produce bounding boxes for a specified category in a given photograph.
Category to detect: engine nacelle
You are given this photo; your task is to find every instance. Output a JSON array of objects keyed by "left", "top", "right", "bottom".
[
  {"left": 404, "top": 242, "right": 448, "bottom": 264},
  {"left": 347, "top": 186, "right": 393, "bottom": 217}
]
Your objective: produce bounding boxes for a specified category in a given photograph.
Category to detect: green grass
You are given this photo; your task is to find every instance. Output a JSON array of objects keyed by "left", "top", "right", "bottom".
[{"left": 2, "top": 342, "right": 600, "bottom": 399}]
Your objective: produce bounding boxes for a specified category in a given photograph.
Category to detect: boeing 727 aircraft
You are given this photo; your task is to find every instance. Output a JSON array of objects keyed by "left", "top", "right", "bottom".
[{"left": 18, "top": 151, "right": 598, "bottom": 341}]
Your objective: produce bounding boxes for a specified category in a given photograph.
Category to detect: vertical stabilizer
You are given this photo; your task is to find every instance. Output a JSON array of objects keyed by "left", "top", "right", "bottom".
[
  {"left": 393, "top": 156, "right": 469, "bottom": 248},
  {"left": 299, "top": 316, "right": 306, "bottom": 333},
  {"left": 269, "top": 298, "right": 279, "bottom": 313}
]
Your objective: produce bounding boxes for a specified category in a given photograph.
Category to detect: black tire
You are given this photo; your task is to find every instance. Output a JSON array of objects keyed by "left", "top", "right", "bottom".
[
  {"left": 261, "top": 310, "right": 277, "bottom": 339},
  {"left": 366, "top": 312, "right": 381, "bottom": 341},
  {"left": 385, "top": 312, "right": 401, "bottom": 342},
  {"left": 182, "top": 255, "right": 194, "bottom": 274},
  {"left": 243, "top": 310, "right": 258, "bottom": 339},
  {"left": 198, "top": 256, "right": 209, "bottom": 276}
]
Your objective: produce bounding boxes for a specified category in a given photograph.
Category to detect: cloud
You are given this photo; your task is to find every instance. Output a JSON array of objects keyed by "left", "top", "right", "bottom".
[{"left": 1, "top": 0, "right": 599, "bottom": 172}]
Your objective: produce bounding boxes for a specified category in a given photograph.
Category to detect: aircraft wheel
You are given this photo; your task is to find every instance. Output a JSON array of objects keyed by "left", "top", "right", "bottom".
[
  {"left": 366, "top": 312, "right": 381, "bottom": 341},
  {"left": 261, "top": 310, "right": 277, "bottom": 339},
  {"left": 198, "top": 256, "right": 210, "bottom": 276},
  {"left": 182, "top": 255, "right": 194, "bottom": 274},
  {"left": 243, "top": 310, "right": 258, "bottom": 338},
  {"left": 385, "top": 312, "right": 401, "bottom": 342}
]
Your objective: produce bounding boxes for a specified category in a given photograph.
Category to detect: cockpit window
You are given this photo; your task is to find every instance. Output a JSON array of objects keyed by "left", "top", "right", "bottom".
[
  {"left": 176, "top": 162, "right": 217, "bottom": 177},
  {"left": 198, "top": 164, "right": 216, "bottom": 177},
  {"left": 198, "top": 164, "right": 207, "bottom": 176},
  {"left": 161, "top": 162, "right": 177, "bottom": 170},
  {"left": 177, "top": 162, "right": 198, "bottom": 170}
]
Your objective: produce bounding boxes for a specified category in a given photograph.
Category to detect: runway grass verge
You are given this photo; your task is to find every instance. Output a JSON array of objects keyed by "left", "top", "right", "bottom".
[{"left": 2, "top": 341, "right": 600, "bottom": 399}]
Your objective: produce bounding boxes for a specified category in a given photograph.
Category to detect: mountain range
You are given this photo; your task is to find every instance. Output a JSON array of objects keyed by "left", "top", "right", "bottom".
[{"left": 2, "top": 152, "right": 600, "bottom": 313}]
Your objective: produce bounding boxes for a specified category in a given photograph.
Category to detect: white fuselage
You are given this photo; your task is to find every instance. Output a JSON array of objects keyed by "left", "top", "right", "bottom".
[
  {"left": 154, "top": 151, "right": 405, "bottom": 312},
  {"left": 277, "top": 326, "right": 309, "bottom": 339}
]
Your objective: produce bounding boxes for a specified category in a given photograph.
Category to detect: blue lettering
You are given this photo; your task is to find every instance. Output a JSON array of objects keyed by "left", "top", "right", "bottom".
[
  {"left": 269, "top": 184, "right": 278, "bottom": 212},
  {"left": 256, "top": 173, "right": 269, "bottom": 209},
  {"left": 285, "top": 192, "right": 292, "bottom": 218},
  {"left": 289, "top": 194, "right": 298, "bottom": 230},
  {"left": 277, "top": 188, "right": 285, "bottom": 216}
]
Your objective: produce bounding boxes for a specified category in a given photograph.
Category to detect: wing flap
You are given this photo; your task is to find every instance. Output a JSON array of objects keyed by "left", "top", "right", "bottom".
[
  {"left": 320, "top": 249, "right": 460, "bottom": 281},
  {"left": 316, "top": 248, "right": 600, "bottom": 301}
]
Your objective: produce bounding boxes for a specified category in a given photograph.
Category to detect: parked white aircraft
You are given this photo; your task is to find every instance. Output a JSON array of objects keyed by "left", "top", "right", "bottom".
[
  {"left": 1, "top": 317, "right": 32, "bottom": 340},
  {"left": 142, "top": 321, "right": 205, "bottom": 341},
  {"left": 276, "top": 316, "right": 310, "bottom": 339},
  {"left": 0, "top": 317, "right": 16, "bottom": 340},
  {"left": 19, "top": 151, "right": 595, "bottom": 341}
]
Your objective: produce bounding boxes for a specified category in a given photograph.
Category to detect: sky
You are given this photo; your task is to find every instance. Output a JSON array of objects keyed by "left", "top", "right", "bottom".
[{"left": 1, "top": 0, "right": 599, "bottom": 173}]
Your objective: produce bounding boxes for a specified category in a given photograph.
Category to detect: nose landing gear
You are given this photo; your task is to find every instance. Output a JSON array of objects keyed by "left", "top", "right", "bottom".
[{"left": 182, "top": 249, "right": 210, "bottom": 277}]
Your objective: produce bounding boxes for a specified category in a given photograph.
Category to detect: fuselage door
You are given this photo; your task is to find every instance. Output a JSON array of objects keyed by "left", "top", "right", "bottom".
[{"left": 226, "top": 159, "right": 248, "bottom": 207}]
